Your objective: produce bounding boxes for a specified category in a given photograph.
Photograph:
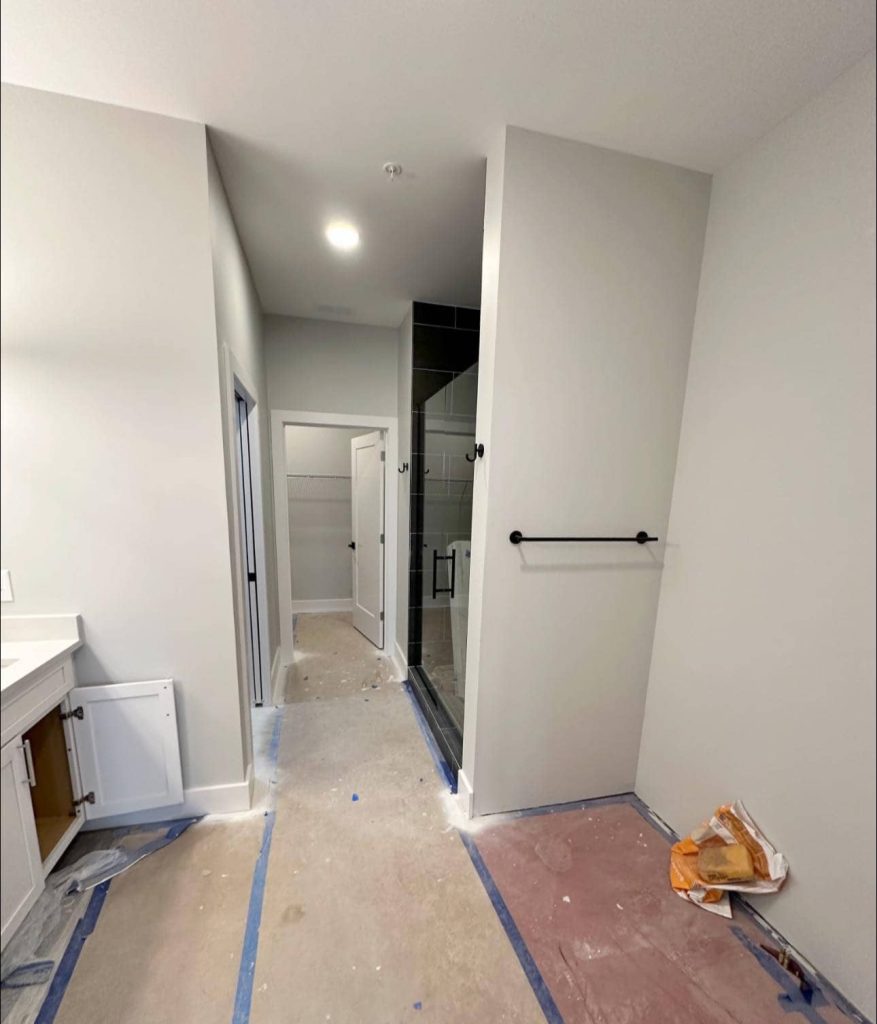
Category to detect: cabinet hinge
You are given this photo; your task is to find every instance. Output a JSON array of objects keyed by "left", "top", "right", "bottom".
[
  {"left": 60, "top": 706, "right": 84, "bottom": 721},
  {"left": 73, "top": 791, "right": 95, "bottom": 807}
]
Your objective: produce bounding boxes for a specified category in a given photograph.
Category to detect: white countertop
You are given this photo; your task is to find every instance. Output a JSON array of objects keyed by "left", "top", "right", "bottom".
[{"left": 0, "top": 615, "right": 83, "bottom": 705}]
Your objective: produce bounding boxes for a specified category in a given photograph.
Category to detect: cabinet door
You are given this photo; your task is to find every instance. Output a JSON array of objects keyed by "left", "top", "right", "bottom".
[
  {"left": 69, "top": 680, "right": 183, "bottom": 821},
  {"left": 23, "top": 700, "right": 86, "bottom": 874},
  {"left": 1, "top": 738, "right": 45, "bottom": 951}
]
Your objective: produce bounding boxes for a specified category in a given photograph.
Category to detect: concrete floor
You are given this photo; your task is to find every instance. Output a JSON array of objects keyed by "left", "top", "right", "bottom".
[
  {"left": 285, "top": 612, "right": 396, "bottom": 701},
  {"left": 25, "top": 615, "right": 542, "bottom": 1024},
  {"left": 54, "top": 816, "right": 265, "bottom": 1024},
  {"left": 250, "top": 685, "right": 541, "bottom": 1023},
  {"left": 8, "top": 614, "right": 861, "bottom": 1024}
]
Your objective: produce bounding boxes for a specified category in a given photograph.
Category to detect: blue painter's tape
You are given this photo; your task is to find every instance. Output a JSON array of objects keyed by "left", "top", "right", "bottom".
[
  {"left": 231, "top": 708, "right": 284, "bottom": 1024},
  {"left": 457, "top": 830, "right": 564, "bottom": 1024},
  {"left": 732, "top": 901, "right": 870, "bottom": 1024},
  {"left": 401, "top": 682, "right": 456, "bottom": 791},
  {"left": 232, "top": 810, "right": 277, "bottom": 1024},
  {"left": 35, "top": 882, "right": 110, "bottom": 1024},
  {"left": 475, "top": 791, "right": 680, "bottom": 845},
  {"left": 731, "top": 926, "right": 832, "bottom": 1024}
]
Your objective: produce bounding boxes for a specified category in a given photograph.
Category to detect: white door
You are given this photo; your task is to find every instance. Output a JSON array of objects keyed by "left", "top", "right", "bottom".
[
  {"left": 69, "top": 680, "right": 184, "bottom": 820},
  {"left": 1, "top": 738, "right": 44, "bottom": 950},
  {"left": 350, "top": 431, "right": 385, "bottom": 648}
]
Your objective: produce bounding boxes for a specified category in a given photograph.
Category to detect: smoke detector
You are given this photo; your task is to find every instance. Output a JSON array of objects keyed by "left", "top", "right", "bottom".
[{"left": 382, "top": 162, "right": 403, "bottom": 181}]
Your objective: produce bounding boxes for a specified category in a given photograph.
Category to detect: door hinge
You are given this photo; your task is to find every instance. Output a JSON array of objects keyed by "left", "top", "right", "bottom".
[
  {"left": 247, "top": 571, "right": 257, "bottom": 583},
  {"left": 380, "top": 450, "right": 386, "bottom": 462},
  {"left": 380, "top": 611, "right": 384, "bottom": 621},
  {"left": 60, "top": 706, "right": 84, "bottom": 721},
  {"left": 380, "top": 533, "right": 384, "bottom": 544},
  {"left": 73, "top": 791, "right": 95, "bottom": 808}
]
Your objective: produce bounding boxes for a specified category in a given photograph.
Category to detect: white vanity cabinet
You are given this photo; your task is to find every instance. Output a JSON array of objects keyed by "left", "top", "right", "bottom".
[
  {"left": 0, "top": 735, "right": 45, "bottom": 946},
  {"left": 1, "top": 648, "right": 183, "bottom": 951}
]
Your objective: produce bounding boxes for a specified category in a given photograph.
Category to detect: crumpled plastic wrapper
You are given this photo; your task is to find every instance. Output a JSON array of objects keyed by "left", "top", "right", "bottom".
[{"left": 670, "top": 801, "right": 789, "bottom": 917}]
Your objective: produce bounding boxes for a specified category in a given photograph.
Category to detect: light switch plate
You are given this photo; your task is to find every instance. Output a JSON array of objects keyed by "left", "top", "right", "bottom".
[{"left": 0, "top": 569, "right": 13, "bottom": 602}]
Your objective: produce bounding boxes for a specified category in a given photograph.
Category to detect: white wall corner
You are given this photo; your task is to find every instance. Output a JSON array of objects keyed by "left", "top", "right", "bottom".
[
  {"left": 391, "top": 641, "right": 408, "bottom": 683},
  {"left": 455, "top": 769, "right": 475, "bottom": 820},
  {"left": 245, "top": 758, "right": 255, "bottom": 807},
  {"left": 270, "top": 644, "right": 285, "bottom": 705}
]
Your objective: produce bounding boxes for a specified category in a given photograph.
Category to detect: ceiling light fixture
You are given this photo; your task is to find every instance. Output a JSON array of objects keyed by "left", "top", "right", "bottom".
[
  {"left": 325, "top": 221, "right": 360, "bottom": 251},
  {"left": 383, "top": 162, "right": 403, "bottom": 181}
]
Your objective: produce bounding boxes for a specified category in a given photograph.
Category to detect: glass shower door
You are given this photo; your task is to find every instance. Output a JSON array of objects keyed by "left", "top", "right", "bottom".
[{"left": 417, "top": 363, "right": 478, "bottom": 736}]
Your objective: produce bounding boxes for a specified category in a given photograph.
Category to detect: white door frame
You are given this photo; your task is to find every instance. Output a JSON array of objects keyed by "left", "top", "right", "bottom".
[
  {"left": 220, "top": 345, "right": 272, "bottom": 720},
  {"left": 271, "top": 409, "right": 398, "bottom": 674}
]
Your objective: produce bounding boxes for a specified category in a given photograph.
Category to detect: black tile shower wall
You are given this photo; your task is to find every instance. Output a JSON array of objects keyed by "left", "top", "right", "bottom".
[
  {"left": 454, "top": 305, "right": 480, "bottom": 331},
  {"left": 412, "top": 301, "right": 455, "bottom": 328},
  {"left": 413, "top": 325, "right": 479, "bottom": 374},
  {"left": 407, "top": 301, "right": 479, "bottom": 670}
]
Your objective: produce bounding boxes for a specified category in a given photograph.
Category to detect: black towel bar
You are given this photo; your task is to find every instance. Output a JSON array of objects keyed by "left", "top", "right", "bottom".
[{"left": 509, "top": 530, "right": 658, "bottom": 545}]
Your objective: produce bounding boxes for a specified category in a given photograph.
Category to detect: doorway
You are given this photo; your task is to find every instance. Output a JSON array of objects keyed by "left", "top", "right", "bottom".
[
  {"left": 283, "top": 424, "right": 385, "bottom": 642},
  {"left": 234, "top": 389, "right": 267, "bottom": 706},
  {"left": 271, "top": 410, "right": 400, "bottom": 690}
]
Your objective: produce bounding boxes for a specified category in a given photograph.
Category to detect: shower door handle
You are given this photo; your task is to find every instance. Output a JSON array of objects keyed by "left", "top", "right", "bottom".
[{"left": 432, "top": 548, "right": 456, "bottom": 600}]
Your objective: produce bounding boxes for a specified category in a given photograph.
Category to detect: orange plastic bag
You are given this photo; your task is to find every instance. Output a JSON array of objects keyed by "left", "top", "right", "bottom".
[{"left": 669, "top": 801, "right": 788, "bottom": 917}]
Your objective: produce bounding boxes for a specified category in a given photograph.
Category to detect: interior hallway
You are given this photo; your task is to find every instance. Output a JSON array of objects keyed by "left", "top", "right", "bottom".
[{"left": 285, "top": 612, "right": 396, "bottom": 701}]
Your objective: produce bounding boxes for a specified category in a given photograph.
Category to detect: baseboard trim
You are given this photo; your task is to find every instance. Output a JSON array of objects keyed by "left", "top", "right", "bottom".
[
  {"left": 290, "top": 598, "right": 353, "bottom": 614},
  {"left": 456, "top": 768, "right": 474, "bottom": 819},
  {"left": 81, "top": 777, "right": 252, "bottom": 830},
  {"left": 391, "top": 641, "right": 408, "bottom": 682}
]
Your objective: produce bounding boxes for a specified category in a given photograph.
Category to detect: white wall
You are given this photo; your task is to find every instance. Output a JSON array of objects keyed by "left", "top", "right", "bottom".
[
  {"left": 465, "top": 126, "right": 710, "bottom": 815},
  {"left": 0, "top": 85, "right": 246, "bottom": 799},
  {"left": 207, "top": 138, "right": 275, "bottom": 767},
  {"left": 284, "top": 425, "right": 362, "bottom": 604},
  {"left": 637, "top": 54, "right": 876, "bottom": 1018},
  {"left": 207, "top": 140, "right": 278, "bottom": 652},
  {"left": 395, "top": 310, "right": 412, "bottom": 665},
  {"left": 265, "top": 315, "right": 399, "bottom": 417}
]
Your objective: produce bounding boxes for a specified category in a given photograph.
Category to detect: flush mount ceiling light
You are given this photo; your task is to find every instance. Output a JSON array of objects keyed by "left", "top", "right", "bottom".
[{"left": 325, "top": 221, "right": 360, "bottom": 251}]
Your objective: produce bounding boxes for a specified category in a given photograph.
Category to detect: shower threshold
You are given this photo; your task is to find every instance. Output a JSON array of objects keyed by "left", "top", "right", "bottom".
[{"left": 407, "top": 665, "right": 462, "bottom": 784}]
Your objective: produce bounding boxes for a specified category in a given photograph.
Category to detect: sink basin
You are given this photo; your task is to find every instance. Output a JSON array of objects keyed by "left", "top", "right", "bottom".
[{"left": 1, "top": 658, "right": 18, "bottom": 669}]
